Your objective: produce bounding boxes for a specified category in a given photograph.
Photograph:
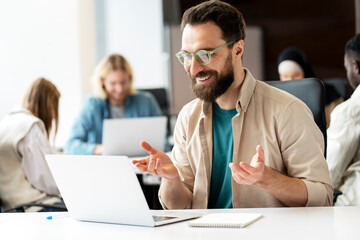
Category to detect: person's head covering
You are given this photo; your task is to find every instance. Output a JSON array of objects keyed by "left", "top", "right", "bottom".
[
  {"left": 278, "top": 60, "right": 304, "bottom": 76},
  {"left": 277, "top": 47, "right": 316, "bottom": 78}
]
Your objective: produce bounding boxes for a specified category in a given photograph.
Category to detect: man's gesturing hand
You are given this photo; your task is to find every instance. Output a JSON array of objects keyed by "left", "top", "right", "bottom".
[
  {"left": 229, "top": 145, "right": 266, "bottom": 185},
  {"left": 132, "top": 141, "right": 179, "bottom": 180}
]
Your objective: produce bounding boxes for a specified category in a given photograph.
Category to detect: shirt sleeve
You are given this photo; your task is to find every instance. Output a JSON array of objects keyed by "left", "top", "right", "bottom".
[
  {"left": 64, "top": 97, "right": 98, "bottom": 155},
  {"left": 18, "top": 122, "right": 60, "bottom": 195},
  {"left": 64, "top": 117, "right": 97, "bottom": 155},
  {"left": 158, "top": 107, "right": 193, "bottom": 209},
  {"left": 327, "top": 107, "right": 358, "bottom": 189},
  {"left": 278, "top": 100, "right": 333, "bottom": 206}
]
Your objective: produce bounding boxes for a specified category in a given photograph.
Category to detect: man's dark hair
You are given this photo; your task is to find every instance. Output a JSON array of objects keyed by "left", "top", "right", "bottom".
[
  {"left": 345, "top": 34, "right": 360, "bottom": 60},
  {"left": 181, "top": 0, "right": 246, "bottom": 46}
]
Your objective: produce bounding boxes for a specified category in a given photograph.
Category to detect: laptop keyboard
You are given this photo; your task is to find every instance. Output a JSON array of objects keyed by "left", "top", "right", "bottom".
[{"left": 152, "top": 215, "right": 176, "bottom": 222}]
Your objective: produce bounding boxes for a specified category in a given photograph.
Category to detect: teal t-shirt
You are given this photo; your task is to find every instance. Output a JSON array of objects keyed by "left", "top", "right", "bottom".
[{"left": 208, "top": 102, "right": 237, "bottom": 208}]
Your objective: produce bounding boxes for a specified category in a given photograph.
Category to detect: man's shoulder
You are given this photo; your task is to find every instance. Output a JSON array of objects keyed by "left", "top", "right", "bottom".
[
  {"left": 242, "top": 69, "right": 300, "bottom": 106},
  {"left": 78, "top": 96, "right": 108, "bottom": 117},
  {"left": 176, "top": 99, "right": 204, "bottom": 124},
  {"left": 254, "top": 80, "right": 302, "bottom": 108},
  {"left": 84, "top": 95, "right": 106, "bottom": 103},
  {"left": 131, "top": 91, "right": 145, "bottom": 97},
  {"left": 83, "top": 96, "right": 107, "bottom": 107},
  {"left": 179, "top": 98, "right": 202, "bottom": 114},
  {"left": 332, "top": 93, "right": 360, "bottom": 123}
]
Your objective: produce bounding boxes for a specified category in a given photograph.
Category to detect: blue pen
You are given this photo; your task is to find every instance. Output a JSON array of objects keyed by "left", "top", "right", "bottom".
[{"left": 46, "top": 214, "right": 69, "bottom": 220}]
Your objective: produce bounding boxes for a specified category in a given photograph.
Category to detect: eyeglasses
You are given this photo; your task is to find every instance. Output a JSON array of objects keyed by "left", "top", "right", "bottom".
[{"left": 175, "top": 40, "right": 235, "bottom": 67}]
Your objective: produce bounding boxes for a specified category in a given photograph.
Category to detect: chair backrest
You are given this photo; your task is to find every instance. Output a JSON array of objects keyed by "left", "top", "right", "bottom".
[
  {"left": 266, "top": 78, "right": 327, "bottom": 156},
  {"left": 138, "top": 88, "right": 172, "bottom": 151},
  {"left": 139, "top": 88, "right": 169, "bottom": 116},
  {"left": 324, "top": 78, "right": 348, "bottom": 101}
]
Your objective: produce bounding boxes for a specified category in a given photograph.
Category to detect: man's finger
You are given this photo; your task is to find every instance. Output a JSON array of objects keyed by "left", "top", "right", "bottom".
[
  {"left": 141, "top": 141, "right": 158, "bottom": 155},
  {"left": 154, "top": 158, "right": 161, "bottom": 175},
  {"left": 239, "top": 162, "right": 255, "bottom": 175},
  {"left": 147, "top": 157, "right": 156, "bottom": 173},
  {"left": 132, "top": 159, "right": 147, "bottom": 165},
  {"left": 232, "top": 173, "right": 246, "bottom": 184},
  {"left": 133, "top": 163, "right": 148, "bottom": 173},
  {"left": 256, "top": 145, "right": 264, "bottom": 162},
  {"left": 229, "top": 162, "right": 251, "bottom": 176}
]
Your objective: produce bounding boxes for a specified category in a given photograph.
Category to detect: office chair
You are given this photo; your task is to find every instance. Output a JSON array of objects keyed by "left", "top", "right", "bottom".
[
  {"left": 138, "top": 88, "right": 171, "bottom": 148},
  {"left": 324, "top": 78, "right": 348, "bottom": 101},
  {"left": 1, "top": 197, "right": 67, "bottom": 213},
  {"left": 138, "top": 88, "right": 169, "bottom": 116},
  {"left": 266, "top": 78, "right": 327, "bottom": 156}
]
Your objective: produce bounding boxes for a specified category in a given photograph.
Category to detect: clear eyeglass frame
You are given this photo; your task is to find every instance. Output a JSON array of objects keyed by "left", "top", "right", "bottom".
[{"left": 175, "top": 40, "right": 235, "bottom": 67}]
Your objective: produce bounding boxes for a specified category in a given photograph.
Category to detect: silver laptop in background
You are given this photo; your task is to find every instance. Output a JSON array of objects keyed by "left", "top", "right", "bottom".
[
  {"left": 45, "top": 155, "right": 201, "bottom": 227},
  {"left": 102, "top": 116, "right": 167, "bottom": 157}
]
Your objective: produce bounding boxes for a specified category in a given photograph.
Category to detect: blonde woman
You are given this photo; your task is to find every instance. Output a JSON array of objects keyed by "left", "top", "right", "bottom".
[
  {"left": 0, "top": 78, "right": 62, "bottom": 212},
  {"left": 65, "top": 54, "right": 161, "bottom": 155}
]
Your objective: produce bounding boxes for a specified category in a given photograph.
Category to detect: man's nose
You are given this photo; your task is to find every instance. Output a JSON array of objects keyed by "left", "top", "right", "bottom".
[
  {"left": 186, "top": 56, "right": 204, "bottom": 76},
  {"left": 115, "top": 83, "right": 124, "bottom": 92}
]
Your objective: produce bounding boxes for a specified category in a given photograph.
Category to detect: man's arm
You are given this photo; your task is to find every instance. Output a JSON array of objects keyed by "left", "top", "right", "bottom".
[
  {"left": 327, "top": 111, "right": 358, "bottom": 189},
  {"left": 230, "top": 145, "right": 307, "bottom": 207},
  {"left": 132, "top": 141, "right": 192, "bottom": 209}
]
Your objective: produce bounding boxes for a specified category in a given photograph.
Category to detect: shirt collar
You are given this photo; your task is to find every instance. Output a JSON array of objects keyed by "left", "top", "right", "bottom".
[
  {"left": 352, "top": 85, "right": 360, "bottom": 98},
  {"left": 236, "top": 68, "right": 257, "bottom": 113}
]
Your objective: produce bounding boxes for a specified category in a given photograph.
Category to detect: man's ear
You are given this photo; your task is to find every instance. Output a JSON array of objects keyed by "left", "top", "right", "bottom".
[
  {"left": 354, "top": 60, "right": 360, "bottom": 75},
  {"left": 233, "top": 39, "right": 245, "bottom": 60}
]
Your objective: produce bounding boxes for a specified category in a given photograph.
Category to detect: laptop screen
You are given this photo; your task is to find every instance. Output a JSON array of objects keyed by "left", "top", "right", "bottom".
[{"left": 102, "top": 116, "right": 167, "bottom": 157}]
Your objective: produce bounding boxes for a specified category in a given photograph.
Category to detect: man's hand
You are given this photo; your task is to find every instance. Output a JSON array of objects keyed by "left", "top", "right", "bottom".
[
  {"left": 229, "top": 145, "right": 266, "bottom": 185},
  {"left": 94, "top": 144, "right": 103, "bottom": 155},
  {"left": 132, "top": 141, "right": 179, "bottom": 180},
  {"left": 230, "top": 144, "right": 308, "bottom": 206}
]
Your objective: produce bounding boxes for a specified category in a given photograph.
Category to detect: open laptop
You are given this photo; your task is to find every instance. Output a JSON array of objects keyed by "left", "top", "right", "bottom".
[
  {"left": 45, "top": 155, "right": 201, "bottom": 227},
  {"left": 102, "top": 116, "right": 167, "bottom": 157}
]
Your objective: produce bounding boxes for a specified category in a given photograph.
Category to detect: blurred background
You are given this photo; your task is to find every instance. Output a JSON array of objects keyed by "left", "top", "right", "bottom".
[{"left": 0, "top": 0, "right": 358, "bottom": 148}]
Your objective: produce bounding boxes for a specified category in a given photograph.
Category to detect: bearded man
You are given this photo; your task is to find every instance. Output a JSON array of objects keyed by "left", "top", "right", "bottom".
[{"left": 133, "top": 0, "right": 333, "bottom": 209}]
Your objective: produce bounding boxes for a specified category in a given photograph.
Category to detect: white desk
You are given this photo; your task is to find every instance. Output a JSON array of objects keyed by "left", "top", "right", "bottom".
[{"left": 0, "top": 207, "right": 359, "bottom": 240}]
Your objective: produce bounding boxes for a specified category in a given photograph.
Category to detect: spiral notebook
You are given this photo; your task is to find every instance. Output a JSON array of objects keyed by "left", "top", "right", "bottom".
[{"left": 188, "top": 213, "right": 263, "bottom": 228}]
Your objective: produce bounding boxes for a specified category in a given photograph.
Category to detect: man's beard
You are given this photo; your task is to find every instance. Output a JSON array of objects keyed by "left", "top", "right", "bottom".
[{"left": 189, "top": 55, "right": 234, "bottom": 102}]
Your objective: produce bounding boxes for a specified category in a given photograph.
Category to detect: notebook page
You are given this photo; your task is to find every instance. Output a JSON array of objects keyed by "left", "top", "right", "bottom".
[{"left": 188, "top": 213, "right": 263, "bottom": 228}]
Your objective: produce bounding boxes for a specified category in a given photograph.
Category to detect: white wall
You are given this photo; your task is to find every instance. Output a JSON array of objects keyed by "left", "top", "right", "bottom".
[
  {"left": 103, "top": 0, "right": 166, "bottom": 89},
  {"left": 0, "top": 0, "right": 97, "bottom": 148},
  {"left": 0, "top": 0, "right": 167, "bottom": 148}
]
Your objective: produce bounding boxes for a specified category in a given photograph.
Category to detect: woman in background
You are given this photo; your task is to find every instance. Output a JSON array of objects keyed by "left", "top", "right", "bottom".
[
  {"left": 277, "top": 47, "right": 343, "bottom": 128},
  {"left": 278, "top": 47, "right": 316, "bottom": 81},
  {"left": 0, "top": 78, "right": 62, "bottom": 212},
  {"left": 65, "top": 54, "right": 161, "bottom": 155}
]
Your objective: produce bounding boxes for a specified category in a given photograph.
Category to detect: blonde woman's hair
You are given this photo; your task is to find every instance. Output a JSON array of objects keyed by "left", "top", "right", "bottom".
[
  {"left": 22, "top": 78, "right": 60, "bottom": 140},
  {"left": 92, "top": 54, "right": 137, "bottom": 98}
]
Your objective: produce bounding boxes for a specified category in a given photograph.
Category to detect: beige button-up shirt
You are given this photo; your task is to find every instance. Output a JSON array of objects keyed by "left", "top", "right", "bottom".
[{"left": 160, "top": 70, "right": 333, "bottom": 208}]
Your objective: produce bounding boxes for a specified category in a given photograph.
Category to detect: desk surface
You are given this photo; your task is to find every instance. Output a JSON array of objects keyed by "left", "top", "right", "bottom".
[{"left": 0, "top": 207, "right": 358, "bottom": 240}]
